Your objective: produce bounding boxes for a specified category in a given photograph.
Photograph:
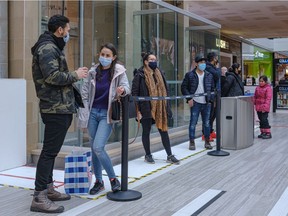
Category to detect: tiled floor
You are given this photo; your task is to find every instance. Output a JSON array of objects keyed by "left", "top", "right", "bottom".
[
  {"left": 0, "top": 136, "right": 213, "bottom": 200},
  {"left": 5, "top": 122, "right": 283, "bottom": 216}
]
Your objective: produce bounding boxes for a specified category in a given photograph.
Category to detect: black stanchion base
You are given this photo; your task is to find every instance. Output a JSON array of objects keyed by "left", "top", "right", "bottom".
[
  {"left": 207, "top": 150, "right": 230, "bottom": 156},
  {"left": 107, "top": 190, "right": 142, "bottom": 201}
]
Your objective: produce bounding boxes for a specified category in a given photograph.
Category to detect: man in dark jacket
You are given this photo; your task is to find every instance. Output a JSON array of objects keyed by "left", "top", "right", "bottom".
[
  {"left": 30, "top": 14, "right": 88, "bottom": 213},
  {"left": 205, "top": 52, "right": 220, "bottom": 140},
  {"left": 181, "top": 54, "right": 214, "bottom": 151}
]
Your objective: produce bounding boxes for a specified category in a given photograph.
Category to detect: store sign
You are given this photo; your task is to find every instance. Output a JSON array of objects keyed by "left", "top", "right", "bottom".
[
  {"left": 279, "top": 86, "right": 288, "bottom": 92},
  {"left": 216, "top": 39, "right": 229, "bottom": 49},
  {"left": 254, "top": 50, "right": 264, "bottom": 58},
  {"left": 279, "top": 59, "right": 288, "bottom": 64}
]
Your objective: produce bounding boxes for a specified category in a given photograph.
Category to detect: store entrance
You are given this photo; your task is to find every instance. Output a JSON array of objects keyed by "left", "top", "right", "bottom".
[{"left": 274, "top": 58, "right": 288, "bottom": 111}]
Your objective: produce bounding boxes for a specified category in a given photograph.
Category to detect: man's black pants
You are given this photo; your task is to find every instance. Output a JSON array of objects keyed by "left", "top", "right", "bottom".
[{"left": 35, "top": 113, "right": 72, "bottom": 191}]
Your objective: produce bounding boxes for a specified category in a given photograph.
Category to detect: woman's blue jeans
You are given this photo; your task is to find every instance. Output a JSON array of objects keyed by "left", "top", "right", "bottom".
[
  {"left": 189, "top": 101, "right": 211, "bottom": 140},
  {"left": 88, "top": 108, "right": 116, "bottom": 181}
]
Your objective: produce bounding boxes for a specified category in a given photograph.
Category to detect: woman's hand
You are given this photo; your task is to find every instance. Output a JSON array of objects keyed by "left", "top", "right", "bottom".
[
  {"left": 117, "top": 86, "right": 125, "bottom": 95},
  {"left": 137, "top": 111, "right": 142, "bottom": 121}
]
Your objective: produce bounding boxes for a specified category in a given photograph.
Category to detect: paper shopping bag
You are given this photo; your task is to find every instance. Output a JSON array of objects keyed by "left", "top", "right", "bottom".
[{"left": 64, "top": 151, "right": 92, "bottom": 194}]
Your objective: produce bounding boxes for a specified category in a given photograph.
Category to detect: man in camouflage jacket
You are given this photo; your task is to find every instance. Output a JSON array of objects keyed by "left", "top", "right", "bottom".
[{"left": 30, "top": 14, "right": 88, "bottom": 213}]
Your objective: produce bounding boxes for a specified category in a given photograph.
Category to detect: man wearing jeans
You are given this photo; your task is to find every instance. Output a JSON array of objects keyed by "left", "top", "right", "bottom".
[
  {"left": 31, "top": 15, "right": 88, "bottom": 213},
  {"left": 181, "top": 54, "right": 214, "bottom": 150}
]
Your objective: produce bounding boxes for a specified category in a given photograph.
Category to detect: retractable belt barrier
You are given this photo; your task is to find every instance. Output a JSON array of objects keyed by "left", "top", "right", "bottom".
[
  {"left": 107, "top": 90, "right": 229, "bottom": 202},
  {"left": 130, "top": 92, "right": 214, "bottom": 102}
]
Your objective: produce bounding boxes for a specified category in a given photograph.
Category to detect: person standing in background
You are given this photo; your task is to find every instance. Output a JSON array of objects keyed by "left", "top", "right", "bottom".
[
  {"left": 132, "top": 52, "right": 180, "bottom": 165},
  {"left": 254, "top": 75, "right": 272, "bottom": 139},
  {"left": 205, "top": 52, "right": 220, "bottom": 141},
  {"left": 78, "top": 43, "right": 130, "bottom": 195},
  {"left": 222, "top": 63, "right": 244, "bottom": 97},
  {"left": 181, "top": 54, "right": 214, "bottom": 151},
  {"left": 31, "top": 14, "right": 88, "bottom": 213},
  {"left": 221, "top": 66, "right": 228, "bottom": 96}
]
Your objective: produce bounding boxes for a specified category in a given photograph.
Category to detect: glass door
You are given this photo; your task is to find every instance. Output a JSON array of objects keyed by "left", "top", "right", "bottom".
[
  {"left": 133, "top": 1, "right": 220, "bottom": 130},
  {"left": 133, "top": 3, "right": 181, "bottom": 132}
]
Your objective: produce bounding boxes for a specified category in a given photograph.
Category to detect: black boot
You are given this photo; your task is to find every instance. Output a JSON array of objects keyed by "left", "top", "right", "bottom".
[
  {"left": 189, "top": 139, "right": 195, "bottom": 150},
  {"left": 262, "top": 133, "right": 272, "bottom": 139},
  {"left": 204, "top": 138, "right": 213, "bottom": 149}
]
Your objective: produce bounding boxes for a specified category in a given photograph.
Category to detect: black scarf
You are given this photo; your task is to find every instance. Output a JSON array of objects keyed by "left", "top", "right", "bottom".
[{"left": 31, "top": 31, "right": 66, "bottom": 55}]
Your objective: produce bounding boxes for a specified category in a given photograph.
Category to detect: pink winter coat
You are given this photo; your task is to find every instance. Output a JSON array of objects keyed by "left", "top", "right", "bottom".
[{"left": 254, "top": 84, "right": 272, "bottom": 112}]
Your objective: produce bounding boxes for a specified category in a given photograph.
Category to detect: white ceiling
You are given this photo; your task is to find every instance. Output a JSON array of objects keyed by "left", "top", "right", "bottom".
[{"left": 185, "top": 1, "right": 288, "bottom": 39}]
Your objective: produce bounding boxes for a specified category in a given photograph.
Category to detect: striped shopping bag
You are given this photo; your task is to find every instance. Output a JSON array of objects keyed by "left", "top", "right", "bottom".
[{"left": 64, "top": 151, "right": 92, "bottom": 194}]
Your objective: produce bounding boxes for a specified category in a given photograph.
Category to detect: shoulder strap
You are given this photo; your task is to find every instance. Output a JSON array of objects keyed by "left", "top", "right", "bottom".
[{"left": 234, "top": 75, "right": 244, "bottom": 95}]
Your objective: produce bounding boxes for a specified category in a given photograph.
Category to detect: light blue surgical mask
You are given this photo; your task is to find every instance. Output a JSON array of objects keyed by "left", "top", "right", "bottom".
[
  {"left": 63, "top": 32, "right": 70, "bottom": 43},
  {"left": 198, "top": 63, "right": 206, "bottom": 71},
  {"left": 99, "top": 56, "right": 113, "bottom": 67}
]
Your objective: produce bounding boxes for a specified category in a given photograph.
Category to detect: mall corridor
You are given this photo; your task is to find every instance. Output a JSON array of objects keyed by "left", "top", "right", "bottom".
[{"left": 0, "top": 111, "right": 287, "bottom": 216}]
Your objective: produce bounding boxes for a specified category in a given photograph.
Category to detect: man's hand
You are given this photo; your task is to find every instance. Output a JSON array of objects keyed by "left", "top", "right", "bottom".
[
  {"left": 188, "top": 99, "right": 194, "bottom": 107},
  {"left": 76, "top": 67, "right": 88, "bottom": 79}
]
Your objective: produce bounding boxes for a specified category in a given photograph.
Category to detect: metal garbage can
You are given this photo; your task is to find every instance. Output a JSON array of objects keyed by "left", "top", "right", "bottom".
[{"left": 221, "top": 96, "right": 254, "bottom": 150}]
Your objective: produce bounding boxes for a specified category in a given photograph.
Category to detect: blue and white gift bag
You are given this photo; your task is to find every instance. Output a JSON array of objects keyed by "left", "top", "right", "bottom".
[{"left": 64, "top": 151, "right": 92, "bottom": 194}]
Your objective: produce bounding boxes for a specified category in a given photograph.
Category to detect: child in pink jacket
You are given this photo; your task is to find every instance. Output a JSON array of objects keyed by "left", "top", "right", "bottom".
[{"left": 254, "top": 75, "right": 272, "bottom": 139}]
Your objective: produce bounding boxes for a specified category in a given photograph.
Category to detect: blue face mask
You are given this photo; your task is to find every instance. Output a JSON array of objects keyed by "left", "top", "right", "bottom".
[
  {"left": 99, "top": 56, "right": 113, "bottom": 67},
  {"left": 198, "top": 63, "right": 206, "bottom": 71},
  {"left": 148, "top": 61, "right": 157, "bottom": 70},
  {"left": 63, "top": 32, "right": 70, "bottom": 43}
]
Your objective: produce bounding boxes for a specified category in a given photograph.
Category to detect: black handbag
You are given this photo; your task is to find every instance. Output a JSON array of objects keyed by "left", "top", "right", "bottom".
[
  {"left": 72, "top": 85, "right": 84, "bottom": 108},
  {"left": 111, "top": 98, "right": 121, "bottom": 121},
  {"left": 111, "top": 97, "right": 138, "bottom": 121},
  {"left": 167, "top": 100, "right": 174, "bottom": 127},
  {"left": 167, "top": 115, "right": 174, "bottom": 128}
]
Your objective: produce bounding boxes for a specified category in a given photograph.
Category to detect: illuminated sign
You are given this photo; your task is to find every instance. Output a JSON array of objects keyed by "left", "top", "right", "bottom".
[
  {"left": 279, "top": 59, "right": 288, "bottom": 64},
  {"left": 279, "top": 86, "right": 288, "bottom": 92},
  {"left": 216, "top": 39, "right": 229, "bottom": 49},
  {"left": 254, "top": 51, "right": 264, "bottom": 58}
]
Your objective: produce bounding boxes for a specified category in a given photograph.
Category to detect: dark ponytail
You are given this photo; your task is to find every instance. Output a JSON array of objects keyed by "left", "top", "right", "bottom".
[{"left": 228, "top": 63, "right": 240, "bottom": 73}]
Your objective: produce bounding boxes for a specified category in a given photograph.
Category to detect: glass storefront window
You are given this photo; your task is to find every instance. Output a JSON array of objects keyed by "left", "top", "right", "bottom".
[
  {"left": 40, "top": 1, "right": 81, "bottom": 145},
  {"left": 39, "top": 0, "right": 220, "bottom": 147},
  {"left": 243, "top": 43, "right": 272, "bottom": 86},
  {"left": 134, "top": 1, "right": 220, "bottom": 131}
]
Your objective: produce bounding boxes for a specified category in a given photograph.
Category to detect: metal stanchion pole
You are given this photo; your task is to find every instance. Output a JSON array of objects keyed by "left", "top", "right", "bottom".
[
  {"left": 107, "top": 95, "right": 142, "bottom": 201},
  {"left": 207, "top": 87, "right": 230, "bottom": 156}
]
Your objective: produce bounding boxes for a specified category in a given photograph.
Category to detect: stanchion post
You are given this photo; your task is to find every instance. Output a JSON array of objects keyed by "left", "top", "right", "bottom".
[
  {"left": 207, "top": 87, "right": 230, "bottom": 156},
  {"left": 107, "top": 95, "right": 142, "bottom": 201}
]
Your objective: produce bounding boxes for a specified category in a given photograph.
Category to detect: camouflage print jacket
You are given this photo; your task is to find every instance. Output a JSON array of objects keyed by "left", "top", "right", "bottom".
[{"left": 31, "top": 31, "right": 79, "bottom": 114}]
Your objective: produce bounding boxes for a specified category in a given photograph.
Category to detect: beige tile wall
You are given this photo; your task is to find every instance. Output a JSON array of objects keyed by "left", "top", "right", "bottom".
[
  {"left": 0, "top": 1, "right": 8, "bottom": 78},
  {"left": 9, "top": 1, "right": 39, "bottom": 163}
]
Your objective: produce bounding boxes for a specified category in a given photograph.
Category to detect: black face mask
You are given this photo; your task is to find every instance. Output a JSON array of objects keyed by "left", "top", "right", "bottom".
[{"left": 148, "top": 61, "right": 157, "bottom": 70}]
